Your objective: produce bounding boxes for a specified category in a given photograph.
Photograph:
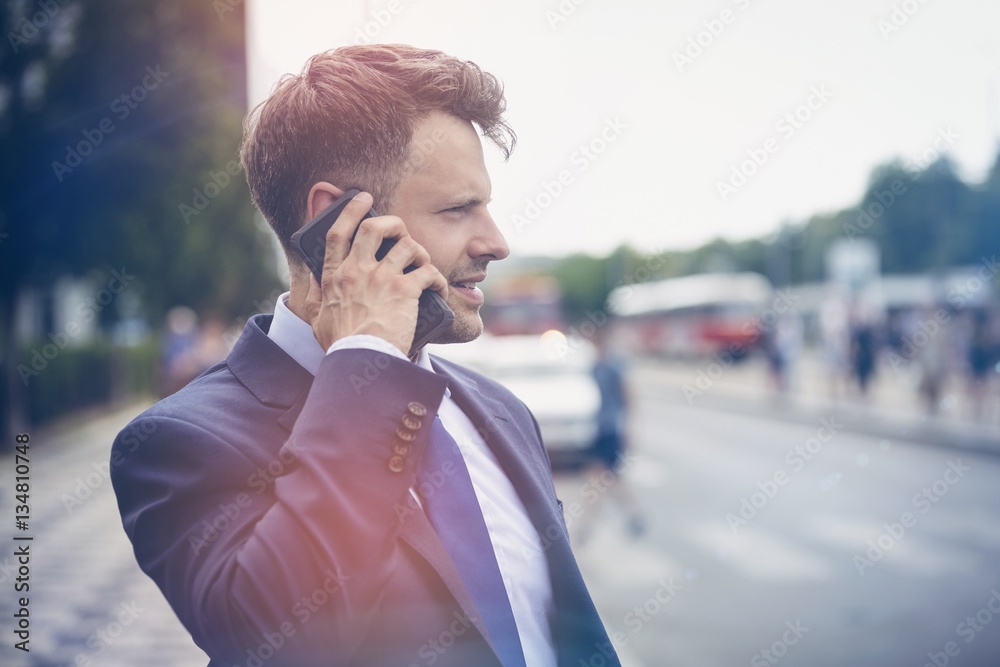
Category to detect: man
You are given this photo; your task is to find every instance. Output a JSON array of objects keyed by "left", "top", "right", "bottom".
[{"left": 111, "top": 44, "right": 621, "bottom": 667}]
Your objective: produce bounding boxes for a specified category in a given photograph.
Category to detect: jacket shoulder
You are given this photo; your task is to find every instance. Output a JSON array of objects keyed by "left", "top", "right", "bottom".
[{"left": 112, "top": 359, "right": 294, "bottom": 466}]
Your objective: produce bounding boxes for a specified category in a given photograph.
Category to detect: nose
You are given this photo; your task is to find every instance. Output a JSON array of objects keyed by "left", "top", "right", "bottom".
[{"left": 470, "top": 209, "right": 510, "bottom": 261}]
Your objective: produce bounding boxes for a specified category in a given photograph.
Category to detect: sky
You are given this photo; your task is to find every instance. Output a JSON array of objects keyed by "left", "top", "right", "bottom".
[{"left": 247, "top": 0, "right": 1000, "bottom": 259}]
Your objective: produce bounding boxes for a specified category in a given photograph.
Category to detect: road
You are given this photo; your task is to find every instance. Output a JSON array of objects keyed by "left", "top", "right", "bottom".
[
  {"left": 558, "top": 363, "right": 1000, "bottom": 667},
  {"left": 1, "top": 361, "right": 999, "bottom": 666}
]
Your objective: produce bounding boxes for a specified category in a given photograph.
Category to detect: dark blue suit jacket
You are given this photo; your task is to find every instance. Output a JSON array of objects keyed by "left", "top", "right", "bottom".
[{"left": 111, "top": 315, "right": 621, "bottom": 666}]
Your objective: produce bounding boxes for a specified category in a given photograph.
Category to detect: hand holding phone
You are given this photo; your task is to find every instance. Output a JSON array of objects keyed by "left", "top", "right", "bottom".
[{"left": 290, "top": 189, "right": 454, "bottom": 356}]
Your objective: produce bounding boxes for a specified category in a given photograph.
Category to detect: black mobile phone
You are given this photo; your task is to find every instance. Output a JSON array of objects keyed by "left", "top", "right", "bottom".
[{"left": 289, "top": 188, "right": 454, "bottom": 356}]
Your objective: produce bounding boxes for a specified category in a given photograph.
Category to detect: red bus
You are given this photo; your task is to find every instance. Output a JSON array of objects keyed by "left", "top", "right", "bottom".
[{"left": 607, "top": 272, "right": 774, "bottom": 357}]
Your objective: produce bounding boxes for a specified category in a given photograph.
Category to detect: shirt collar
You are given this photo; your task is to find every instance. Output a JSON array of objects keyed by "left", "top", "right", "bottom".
[
  {"left": 415, "top": 346, "right": 450, "bottom": 397},
  {"left": 268, "top": 291, "right": 442, "bottom": 393},
  {"left": 414, "top": 346, "right": 433, "bottom": 373},
  {"left": 267, "top": 292, "right": 325, "bottom": 376}
]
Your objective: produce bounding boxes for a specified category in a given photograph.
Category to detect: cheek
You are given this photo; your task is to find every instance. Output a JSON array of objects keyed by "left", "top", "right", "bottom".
[{"left": 414, "top": 235, "right": 462, "bottom": 276}]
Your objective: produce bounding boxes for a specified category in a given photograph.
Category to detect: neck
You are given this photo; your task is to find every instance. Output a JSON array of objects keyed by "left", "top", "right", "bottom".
[{"left": 286, "top": 269, "right": 310, "bottom": 323}]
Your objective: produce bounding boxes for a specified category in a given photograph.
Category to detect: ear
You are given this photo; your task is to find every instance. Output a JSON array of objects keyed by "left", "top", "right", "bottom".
[{"left": 305, "top": 181, "right": 345, "bottom": 222}]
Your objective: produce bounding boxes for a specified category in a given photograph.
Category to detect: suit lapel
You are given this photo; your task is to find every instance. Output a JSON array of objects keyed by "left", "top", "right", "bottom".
[
  {"left": 431, "top": 356, "right": 609, "bottom": 663},
  {"left": 395, "top": 503, "right": 501, "bottom": 659},
  {"left": 430, "top": 356, "right": 562, "bottom": 537},
  {"left": 228, "top": 314, "right": 313, "bottom": 420}
]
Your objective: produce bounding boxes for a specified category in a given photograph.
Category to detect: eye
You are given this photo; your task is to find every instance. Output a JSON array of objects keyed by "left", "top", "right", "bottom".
[{"left": 437, "top": 198, "right": 489, "bottom": 216}]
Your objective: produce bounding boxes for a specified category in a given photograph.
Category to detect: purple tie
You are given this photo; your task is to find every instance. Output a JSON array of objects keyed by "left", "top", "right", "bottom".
[{"left": 417, "top": 416, "right": 527, "bottom": 667}]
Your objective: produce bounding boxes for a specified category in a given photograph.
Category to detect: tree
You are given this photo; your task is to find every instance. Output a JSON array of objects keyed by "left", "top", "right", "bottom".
[{"left": 1, "top": 0, "right": 279, "bottom": 438}]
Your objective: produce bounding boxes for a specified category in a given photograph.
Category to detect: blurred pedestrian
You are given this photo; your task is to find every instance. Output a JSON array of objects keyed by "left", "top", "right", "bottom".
[
  {"left": 765, "top": 311, "right": 802, "bottom": 395},
  {"left": 912, "top": 305, "right": 951, "bottom": 416},
  {"left": 967, "top": 309, "right": 999, "bottom": 421},
  {"left": 576, "top": 329, "right": 645, "bottom": 544},
  {"left": 159, "top": 306, "right": 200, "bottom": 396},
  {"left": 849, "top": 305, "right": 878, "bottom": 396},
  {"left": 819, "top": 295, "right": 851, "bottom": 399},
  {"left": 160, "top": 309, "right": 232, "bottom": 397},
  {"left": 190, "top": 313, "right": 231, "bottom": 371}
]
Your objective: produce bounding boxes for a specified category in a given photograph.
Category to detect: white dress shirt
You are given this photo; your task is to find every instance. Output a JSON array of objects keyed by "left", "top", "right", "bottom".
[{"left": 266, "top": 293, "right": 557, "bottom": 667}]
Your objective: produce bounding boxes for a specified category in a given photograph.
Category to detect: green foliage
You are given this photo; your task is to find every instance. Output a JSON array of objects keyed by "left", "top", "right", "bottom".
[
  {"left": 550, "top": 253, "right": 611, "bottom": 322},
  {"left": 1, "top": 0, "right": 279, "bottom": 326},
  {"left": 19, "top": 337, "right": 159, "bottom": 424},
  {"left": 2, "top": 1, "right": 281, "bottom": 431},
  {"left": 547, "top": 152, "right": 1000, "bottom": 323}
]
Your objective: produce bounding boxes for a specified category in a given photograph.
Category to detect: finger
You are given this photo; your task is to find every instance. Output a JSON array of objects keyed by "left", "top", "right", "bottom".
[
  {"left": 407, "top": 263, "right": 449, "bottom": 299},
  {"left": 322, "top": 191, "right": 374, "bottom": 281},
  {"left": 378, "top": 236, "right": 430, "bottom": 274},
  {"left": 350, "top": 214, "right": 408, "bottom": 268}
]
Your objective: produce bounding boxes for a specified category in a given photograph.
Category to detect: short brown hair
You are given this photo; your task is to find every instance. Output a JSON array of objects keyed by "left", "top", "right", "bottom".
[{"left": 240, "top": 44, "right": 516, "bottom": 263}]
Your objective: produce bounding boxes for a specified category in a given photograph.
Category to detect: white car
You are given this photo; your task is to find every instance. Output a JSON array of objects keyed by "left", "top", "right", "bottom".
[{"left": 427, "top": 331, "right": 600, "bottom": 468}]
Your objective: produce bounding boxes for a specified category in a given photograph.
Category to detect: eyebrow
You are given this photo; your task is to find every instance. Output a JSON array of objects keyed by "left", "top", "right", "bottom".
[{"left": 438, "top": 196, "right": 489, "bottom": 210}]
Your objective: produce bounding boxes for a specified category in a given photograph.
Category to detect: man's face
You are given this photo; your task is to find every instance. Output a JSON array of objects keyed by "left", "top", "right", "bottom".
[{"left": 388, "top": 112, "right": 509, "bottom": 344}]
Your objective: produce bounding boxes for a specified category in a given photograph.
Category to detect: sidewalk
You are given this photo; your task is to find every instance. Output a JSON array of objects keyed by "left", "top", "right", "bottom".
[
  {"left": 0, "top": 399, "right": 207, "bottom": 667},
  {"left": 631, "top": 348, "right": 1000, "bottom": 455}
]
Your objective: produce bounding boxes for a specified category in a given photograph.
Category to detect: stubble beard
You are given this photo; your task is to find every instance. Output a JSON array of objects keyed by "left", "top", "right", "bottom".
[
  {"left": 431, "top": 262, "right": 490, "bottom": 345},
  {"left": 432, "top": 295, "right": 484, "bottom": 344}
]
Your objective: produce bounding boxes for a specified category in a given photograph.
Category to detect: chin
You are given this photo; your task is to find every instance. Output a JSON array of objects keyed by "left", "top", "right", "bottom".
[{"left": 432, "top": 310, "right": 483, "bottom": 345}]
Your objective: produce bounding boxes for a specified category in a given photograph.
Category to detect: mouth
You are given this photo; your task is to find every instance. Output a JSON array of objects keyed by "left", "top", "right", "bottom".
[{"left": 449, "top": 274, "right": 486, "bottom": 305}]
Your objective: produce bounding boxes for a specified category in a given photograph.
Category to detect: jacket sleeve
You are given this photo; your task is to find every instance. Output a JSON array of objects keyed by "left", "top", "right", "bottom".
[{"left": 111, "top": 348, "right": 448, "bottom": 665}]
